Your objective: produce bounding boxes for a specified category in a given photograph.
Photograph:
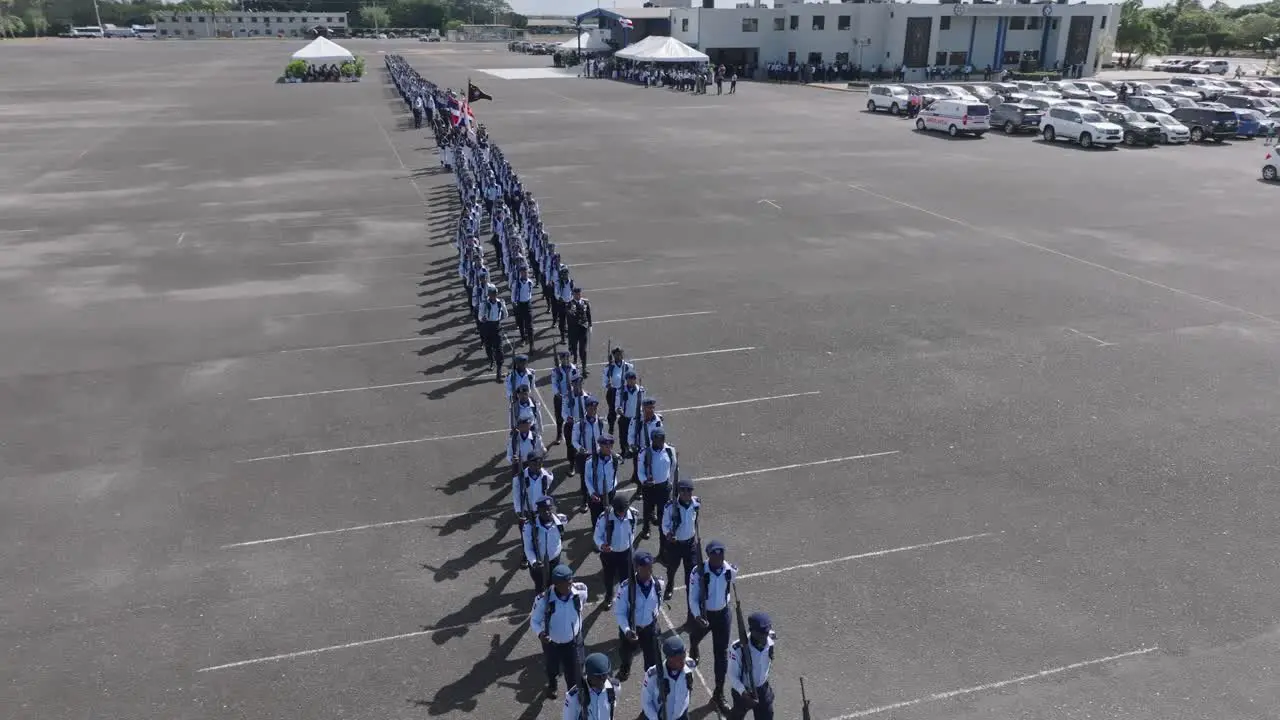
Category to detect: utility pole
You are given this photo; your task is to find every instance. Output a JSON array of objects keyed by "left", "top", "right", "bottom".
[{"left": 91, "top": 0, "right": 104, "bottom": 30}]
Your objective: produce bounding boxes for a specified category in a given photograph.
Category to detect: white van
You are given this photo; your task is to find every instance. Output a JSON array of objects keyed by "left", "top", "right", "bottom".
[
  {"left": 915, "top": 99, "right": 990, "bottom": 137},
  {"left": 1190, "top": 60, "right": 1230, "bottom": 75}
]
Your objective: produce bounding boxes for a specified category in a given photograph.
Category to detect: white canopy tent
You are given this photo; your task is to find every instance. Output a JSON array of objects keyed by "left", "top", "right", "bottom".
[
  {"left": 292, "top": 36, "right": 354, "bottom": 63},
  {"left": 615, "top": 35, "right": 708, "bottom": 63},
  {"left": 557, "top": 32, "right": 611, "bottom": 53}
]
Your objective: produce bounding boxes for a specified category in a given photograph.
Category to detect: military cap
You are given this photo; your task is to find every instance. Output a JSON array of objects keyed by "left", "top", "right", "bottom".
[
  {"left": 551, "top": 564, "right": 573, "bottom": 581},
  {"left": 662, "top": 636, "right": 686, "bottom": 657},
  {"left": 706, "top": 540, "right": 726, "bottom": 554}
]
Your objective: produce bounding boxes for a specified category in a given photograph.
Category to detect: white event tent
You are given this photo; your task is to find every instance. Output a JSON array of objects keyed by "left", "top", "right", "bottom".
[
  {"left": 557, "top": 32, "right": 611, "bottom": 53},
  {"left": 615, "top": 35, "right": 708, "bottom": 63},
  {"left": 292, "top": 36, "right": 354, "bottom": 63}
]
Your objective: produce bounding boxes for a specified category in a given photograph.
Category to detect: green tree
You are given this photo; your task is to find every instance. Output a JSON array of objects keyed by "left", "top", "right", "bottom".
[
  {"left": 1116, "top": 0, "right": 1168, "bottom": 57},
  {"left": 359, "top": 3, "right": 389, "bottom": 29},
  {"left": 25, "top": 8, "right": 47, "bottom": 35},
  {"left": 1235, "top": 12, "right": 1278, "bottom": 48}
]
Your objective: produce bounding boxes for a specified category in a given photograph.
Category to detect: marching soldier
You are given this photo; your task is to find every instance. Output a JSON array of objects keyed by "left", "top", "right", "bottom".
[
  {"left": 637, "top": 428, "right": 677, "bottom": 541},
  {"left": 504, "top": 353, "right": 536, "bottom": 402},
  {"left": 565, "top": 286, "right": 593, "bottom": 370},
  {"left": 601, "top": 346, "right": 635, "bottom": 435},
  {"left": 562, "top": 374, "right": 588, "bottom": 475},
  {"left": 563, "top": 653, "right": 619, "bottom": 720},
  {"left": 510, "top": 384, "right": 545, "bottom": 435},
  {"left": 628, "top": 397, "right": 665, "bottom": 481},
  {"left": 583, "top": 434, "right": 621, "bottom": 527},
  {"left": 614, "top": 550, "right": 664, "bottom": 682},
  {"left": 507, "top": 415, "right": 545, "bottom": 475},
  {"left": 641, "top": 636, "right": 698, "bottom": 720},
  {"left": 530, "top": 564, "right": 590, "bottom": 698},
  {"left": 511, "top": 265, "right": 536, "bottom": 351},
  {"left": 549, "top": 350, "right": 578, "bottom": 446},
  {"left": 512, "top": 451, "right": 553, "bottom": 521},
  {"left": 523, "top": 497, "right": 567, "bottom": 593},
  {"left": 592, "top": 495, "right": 637, "bottom": 608},
  {"left": 477, "top": 284, "right": 508, "bottom": 382},
  {"left": 728, "top": 612, "right": 777, "bottom": 720},
  {"left": 688, "top": 540, "right": 736, "bottom": 709},
  {"left": 660, "top": 478, "right": 699, "bottom": 600},
  {"left": 572, "top": 395, "right": 606, "bottom": 509},
  {"left": 615, "top": 370, "right": 644, "bottom": 458},
  {"left": 553, "top": 264, "right": 573, "bottom": 345}
]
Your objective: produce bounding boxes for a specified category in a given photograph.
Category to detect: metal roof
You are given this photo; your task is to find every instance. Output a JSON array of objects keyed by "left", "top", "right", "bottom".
[{"left": 574, "top": 7, "right": 674, "bottom": 24}]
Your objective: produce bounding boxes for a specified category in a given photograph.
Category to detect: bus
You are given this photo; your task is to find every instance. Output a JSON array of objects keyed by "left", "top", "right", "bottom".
[
  {"left": 131, "top": 25, "right": 156, "bottom": 38},
  {"left": 70, "top": 26, "right": 105, "bottom": 37}
]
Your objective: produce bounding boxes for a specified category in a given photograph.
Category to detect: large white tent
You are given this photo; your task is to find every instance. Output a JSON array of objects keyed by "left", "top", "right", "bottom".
[
  {"left": 557, "top": 32, "right": 611, "bottom": 53},
  {"left": 292, "top": 36, "right": 354, "bottom": 62},
  {"left": 615, "top": 35, "right": 708, "bottom": 63}
]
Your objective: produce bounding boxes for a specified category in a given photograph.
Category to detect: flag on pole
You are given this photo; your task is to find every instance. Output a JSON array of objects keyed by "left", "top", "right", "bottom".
[
  {"left": 468, "top": 81, "right": 493, "bottom": 102},
  {"left": 618, "top": 17, "right": 633, "bottom": 29}
]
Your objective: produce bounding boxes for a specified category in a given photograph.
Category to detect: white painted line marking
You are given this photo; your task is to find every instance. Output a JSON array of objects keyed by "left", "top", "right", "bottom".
[
  {"left": 370, "top": 105, "right": 427, "bottom": 203},
  {"left": 569, "top": 258, "right": 644, "bottom": 268},
  {"left": 735, "top": 533, "right": 997, "bottom": 582},
  {"left": 664, "top": 390, "right": 819, "bottom": 414},
  {"left": 591, "top": 282, "right": 679, "bottom": 293},
  {"left": 698, "top": 451, "right": 899, "bottom": 483},
  {"left": 277, "top": 337, "right": 431, "bottom": 354},
  {"left": 829, "top": 647, "right": 1160, "bottom": 719},
  {"left": 555, "top": 240, "right": 617, "bottom": 246},
  {"left": 660, "top": 603, "right": 720, "bottom": 714},
  {"left": 758, "top": 199, "right": 781, "bottom": 209},
  {"left": 545, "top": 223, "right": 600, "bottom": 229},
  {"left": 268, "top": 252, "right": 434, "bottom": 267},
  {"left": 271, "top": 304, "right": 418, "bottom": 319},
  {"left": 1066, "top": 327, "right": 1115, "bottom": 347},
  {"left": 595, "top": 311, "right": 715, "bottom": 325},
  {"left": 801, "top": 169, "right": 1280, "bottom": 331},
  {"left": 176, "top": 232, "right": 185, "bottom": 246},
  {"left": 251, "top": 347, "right": 756, "bottom": 402},
  {"left": 204, "top": 528, "right": 960, "bottom": 672},
  {"left": 238, "top": 389, "right": 815, "bottom": 462}
]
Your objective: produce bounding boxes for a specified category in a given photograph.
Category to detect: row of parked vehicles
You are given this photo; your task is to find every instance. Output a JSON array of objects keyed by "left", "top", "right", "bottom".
[
  {"left": 1147, "top": 58, "right": 1232, "bottom": 75},
  {"left": 508, "top": 40, "right": 554, "bottom": 55},
  {"left": 866, "top": 77, "right": 1280, "bottom": 148}
]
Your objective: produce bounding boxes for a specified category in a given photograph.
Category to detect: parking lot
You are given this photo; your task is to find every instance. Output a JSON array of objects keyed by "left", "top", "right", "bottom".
[{"left": 4, "top": 38, "right": 1280, "bottom": 720}]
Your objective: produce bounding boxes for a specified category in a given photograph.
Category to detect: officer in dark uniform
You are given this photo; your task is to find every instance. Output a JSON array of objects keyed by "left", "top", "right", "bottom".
[{"left": 565, "top": 286, "right": 593, "bottom": 370}]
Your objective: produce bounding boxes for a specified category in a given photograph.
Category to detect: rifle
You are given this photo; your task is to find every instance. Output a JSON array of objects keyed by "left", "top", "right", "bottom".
[
  {"left": 541, "top": 517, "right": 552, "bottom": 596},
  {"left": 575, "top": 606, "right": 589, "bottom": 719},
  {"left": 654, "top": 628, "right": 668, "bottom": 720},
  {"left": 734, "top": 597, "right": 757, "bottom": 708},
  {"left": 626, "top": 541, "right": 637, "bottom": 642},
  {"left": 800, "top": 676, "right": 812, "bottom": 720}
]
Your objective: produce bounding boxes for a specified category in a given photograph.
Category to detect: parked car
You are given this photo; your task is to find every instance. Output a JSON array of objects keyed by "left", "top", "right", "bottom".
[
  {"left": 1073, "top": 80, "right": 1119, "bottom": 103},
  {"left": 867, "top": 84, "right": 911, "bottom": 115},
  {"left": 903, "top": 84, "right": 947, "bottom": 104},
  {"left": 1170, "top": 106, "right": 1238, "bottom": 142},
  {"left": 1251, "top": 79, "right": 1280, "bottom": 97},
  {"left": 1040, "top": 106, "right": 1123, "bottom": 148},
  {"left": 931, "top": 85, "right": 981, "bottom": 101},
  {"left": 1218, "top": 94, "right": 1271, "bottom": 112},
  {"left": 1169, "top": 76, "right": 1223, "bottom": 100},
  {"left": 1015, "top": 81, "right": 1062, "bottom": 99},
  {"left": 989, "top": 82, "right": 1020, "bottom": 95},
  {"left": 1099, "top": 108, "right": 1161, "bottom": 146},
  {"left": 1140, "top": 112, "right": 1192, "bottom": 144},
  {"left": 1154, "top": 84, "right": 1203, "bottom": 100},
  {"left": 1164, "top": 95, "right": 1199, "bottom": 109},
  {"left": 1131, "top": 82, "right": 1167, "bottom": 96},
  {"left": 1233, "top": 109, "right": 1262, "bottom": 137},
  {"left": 991, "top": 102, "right": 1044, "bottom": 134},
  {"left": 915, "top": 99, "right": 991, "bottom": 137},
  {"left": 1051, "top": 81, "right": 1092, "bottom": 100},
  {"left": 1264, "top": 150, "right": 1279, "bottom": 181},
  {"left": 957, "top": 83, "right": 998, "bottom": 102},
  {"left": 1020, "top": 96, "right": 1066, "bottom": 112},
  {"left": 1125, "top": 95, "right": 1176, "bottom": 114},
  {"left": 1062, "top": 98, "right": 1105, "bottom": 112},
  {"left": 1189, "top": 59, "right": 1230, "bottom": 75}
]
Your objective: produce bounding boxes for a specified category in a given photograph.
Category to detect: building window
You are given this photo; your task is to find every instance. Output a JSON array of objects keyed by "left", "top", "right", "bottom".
[
  {"left": 326, "top": 16, "right": 333, "bottom": 23},
  {"left": 1052, "top": 18, "right": 1059, "bottom": 29},
  {"left": 1100, "top": 15, "right": 1107, "bottom": 29},
  {"left": 1008, "top": 16, "right": 1025, "bottom": 30},
  {"left": 935, "top": 51, "right": 947, "bottom": 66},
  {"left": 807, "top": 51, "right": 822, "bottom": 64},
  {"left": 1028, "top": 16, "right": 1041, "bottom": 30},
  {"left": 187, "top": 28, "right": 195, "bottom": 35},
  {"left": 159, "top": 28, "right": 167, "bottom": 35},
  {"left": 276, "top": 17, "right": 283, "bottom": 23},
  {"left": 948, "top": 51, "right": 967, "bottom": 65},
  {"left": 773, "top": 17, "right": 784, "bottom": 30},
  {"left": 681, "top": 18, "right": 688, "bottom": 31},
  {"left": 835, "top": 51, "right": 849, "bottom": 63},
  {"left": 789, "top": 15, "right": 798, "bottom": 30},
  {"left": 250, "top": 16, "right": 257, "bottom": 22},
  {"left": 184, "top": 16, "right": 192, "bottom": 22},
  {"left": 812, "top": 15, "right": 824, "bottom": 30},
  {"left": 837, "top": 15, "right": 850, "bottom": 30},
  {"left": 940, "top": 16, "right": 950, "bottom": 30},
  {"left": 742, "top": 17, "right": 758, "bottom": 32}
]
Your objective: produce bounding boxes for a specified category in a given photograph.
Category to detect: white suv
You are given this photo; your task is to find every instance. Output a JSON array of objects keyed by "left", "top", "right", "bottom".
[
  {"left": 1040, "top": 106, "right": 1124, "bottom": 148},
  {"left": 866, "top": 84, "right": 911, "bottom": 115}
]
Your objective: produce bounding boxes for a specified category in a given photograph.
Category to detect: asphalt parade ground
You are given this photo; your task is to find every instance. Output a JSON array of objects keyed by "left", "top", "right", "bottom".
[{"left": 4, "top": 38, "right": 1280, "bottom": 720}]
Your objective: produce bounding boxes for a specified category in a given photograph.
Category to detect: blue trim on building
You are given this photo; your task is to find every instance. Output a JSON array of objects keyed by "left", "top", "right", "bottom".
[
  {"left": 967, "top": 16, "right": 978, "bottom": 66},
  {"left": 1039, "top": 19, "right": 1052, "bottom": 69},
  {"left": 574, "top": 8, "right": 623, "bottom": 25},
  {"left": 992, "top": 17, "right": 1006, "bottom": 70}
]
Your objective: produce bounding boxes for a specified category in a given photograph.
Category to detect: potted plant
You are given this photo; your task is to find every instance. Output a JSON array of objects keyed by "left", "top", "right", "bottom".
[
  {"left": 340, "top": 60, "right": 355, "bottom": 81},
  {"left": 284, "top": 59, "right": 308, "bottom": 83},
  {"left": 353, "top": 56, "right": 366, "bottom": 80}
]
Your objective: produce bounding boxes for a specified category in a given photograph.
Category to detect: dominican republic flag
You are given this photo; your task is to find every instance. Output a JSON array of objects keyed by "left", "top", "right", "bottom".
[
  {"left": 618, "top": 17, "right": 633, "bottom": 29},
  {"left": 447, "top": 96, "right": 475, "bottom": 128}
]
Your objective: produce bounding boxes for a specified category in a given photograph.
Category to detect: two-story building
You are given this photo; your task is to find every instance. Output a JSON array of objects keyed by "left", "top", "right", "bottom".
[
  {"left": 154, "top": 11, "right": 348, "bottom": 39},
  {"left": 665, "top": 0, "right": 1117, "bottom": 80}
]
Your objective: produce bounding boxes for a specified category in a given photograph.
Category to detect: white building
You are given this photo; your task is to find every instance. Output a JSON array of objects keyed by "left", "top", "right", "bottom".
[
  {"left": 664, "top": 0, "right": 1118, "bottom": 80},
  {"left": 154, "top": 11, "right": 348, "bottom": 39}
]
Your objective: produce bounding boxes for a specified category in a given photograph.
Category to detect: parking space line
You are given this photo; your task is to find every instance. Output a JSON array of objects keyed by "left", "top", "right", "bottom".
[
  {"left": 555, "top": 240, "right": 617, "bottom": 246},
  {"left": 595, "top": 311, "right": 715, "bottom": 325},
  {"left": 222, "top": 447, "right": 885, "bottom": 547},
  {"left": 570, "top": 258, "right": 644, "bottom": 268},
  {"left": 202, "top": 529, "right": 976, "bottom": 672},
  {"left": 270, "top": 304, "right": 418, "bottom": 319},
  {"left": 827, "top": 647, "right": 1159, "bottom": 719},
  {"left": 277, "top": 337, "right": 432, "bottom": 354},
  {"left": 801, "top": 168, "right": 1280, "bottom": 330},
  {"left": 268, "top": 252, "right": 435, "bottom": 267},
  {"left": 238, "top": 389, "right": 816, "bottom": 462},
  {"left": 591, "top": 282, "right": 679, "bottom": 292},
  {"left": 249, "top": 347, "right": 756, "bottom": 402},
  {"left": 545, "top": 222, "right": 600, "bottom": 229}
]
